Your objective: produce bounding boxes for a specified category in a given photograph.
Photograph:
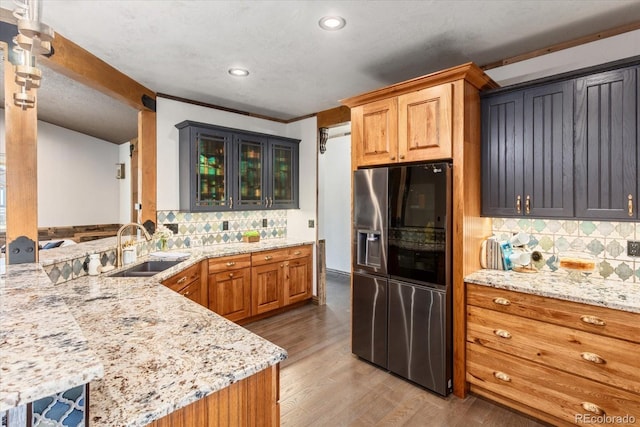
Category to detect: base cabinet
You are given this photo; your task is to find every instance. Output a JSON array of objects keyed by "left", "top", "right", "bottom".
[
  {"left": 162, "top": 262, "right": 208, "bottom": 308},
  {"left": 251, "top": 262, "right": 285, "bottom": 316},
  {"left": 148, "top": 364, "right": 280, "bottom": 427},
  {"left": 208, "top": 255, "right": 252, "bottom": 322},
  {"left": 466, "top": 283, "right": 640, "bottom": 426}
]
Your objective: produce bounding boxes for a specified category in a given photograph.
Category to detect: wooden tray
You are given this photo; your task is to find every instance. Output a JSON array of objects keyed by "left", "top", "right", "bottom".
[{"left": 242, "top": 235, "right": 260, "bottom": 243}]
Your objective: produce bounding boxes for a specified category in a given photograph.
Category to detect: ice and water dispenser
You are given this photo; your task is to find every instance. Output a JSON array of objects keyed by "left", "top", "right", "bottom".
[{"left": 357, "top": 230, "right": 382, "bottom": 268}]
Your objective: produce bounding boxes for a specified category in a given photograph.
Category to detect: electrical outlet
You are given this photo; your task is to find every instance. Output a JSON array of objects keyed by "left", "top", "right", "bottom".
[
  {"left": 262, "top": 218, "right": 268, "bottom": 227},
  {"left": 628, "top": 240, "right": 640, "bottom": 257},
  {"left": 308, "top": 219, "right": 315, "bottom": 228},
  {"left": 222, "top": 221, "right": 229, "bottom": 231}
]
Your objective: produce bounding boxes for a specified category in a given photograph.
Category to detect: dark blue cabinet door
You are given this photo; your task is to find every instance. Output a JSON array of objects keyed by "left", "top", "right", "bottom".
[
  {"left": 481, "top": 91, "right": 524, "bottom": 217},
  {"left": 523, "top": 81, "right": 574, "bottom": 218},
  {"left": 574, "top": 67, "right": 637, "bottom": 219}
]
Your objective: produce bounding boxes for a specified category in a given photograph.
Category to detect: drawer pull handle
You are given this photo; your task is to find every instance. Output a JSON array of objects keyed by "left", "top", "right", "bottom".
[
  {"left": 494, "top": 329, "right": 512, "bottom": 339},
  {"left": 493, "top": 371, "right": 511, "bottom": 382},
  {"left": 516, "top": 195, "right": 521, "bottom": 214},
  {"left": 183, "top": 291, "right": 190, "bottom": 297},
  {"left": 581, "top": 402, "right": 605, "bottom": 415},
  {"left": 525, "top": 195, "right": 531, "bottom": 214},
  {"left": 581, "top": 352, "right": 606, "bottom": 364},
  {"left": 629, "top": 194, "right": 633, "bottom": 217},
  {"left": 176, "top": 276, "right": 187, "bottom": 284},
  {"left": 492, "top": 297, "right": 511, "bottom": 306},
  {"left": 293, "top": 250, "right": 301, "bottom": 255},
  {"left": 580, "top": 315, "right": 606, "bottom": 326},
  {"left": 264, "top": 255, "right": 273, "bottom": 261},
  {"left": 226, "top": 261, "right": 236, "bottom": 267}
]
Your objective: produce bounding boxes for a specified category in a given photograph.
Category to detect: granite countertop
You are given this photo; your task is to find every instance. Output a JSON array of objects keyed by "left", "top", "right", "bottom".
[
  {"left": 465, "top": 268, "right": 640, "bottom": 314},
  {"left": 3, "top": 238, "right": 313, "bottom": 425},
  {"left": 0, "top": 263, "right": 104, "bottom": 411}
]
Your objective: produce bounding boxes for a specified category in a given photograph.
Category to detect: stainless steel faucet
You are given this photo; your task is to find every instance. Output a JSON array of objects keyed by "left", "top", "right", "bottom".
[{"left": 116, "top": 223, "right": 152, "bottom": 268}]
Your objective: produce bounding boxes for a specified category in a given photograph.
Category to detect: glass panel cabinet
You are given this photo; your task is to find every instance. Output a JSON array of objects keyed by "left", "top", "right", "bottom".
[{"left": 176, "top": 121, "right": 299, "bottom": 211}]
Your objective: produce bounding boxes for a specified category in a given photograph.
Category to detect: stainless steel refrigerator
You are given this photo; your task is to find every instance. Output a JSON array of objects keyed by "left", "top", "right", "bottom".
[{"left": 352, "top": 162, "right": 452, "bottom": 396}]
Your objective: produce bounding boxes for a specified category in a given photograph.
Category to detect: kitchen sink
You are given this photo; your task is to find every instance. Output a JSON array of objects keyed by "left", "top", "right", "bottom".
[{"left": 109, "top": 260, "right": 183, "bottom": 277}]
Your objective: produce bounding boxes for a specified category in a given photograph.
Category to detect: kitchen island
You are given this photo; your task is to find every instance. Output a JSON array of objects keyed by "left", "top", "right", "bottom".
[{"left": 1, "top": 239, "right": 314, "bottom": 426}]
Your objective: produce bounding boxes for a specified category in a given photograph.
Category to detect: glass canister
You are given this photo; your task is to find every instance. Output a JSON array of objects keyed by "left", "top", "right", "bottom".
[{"left": 558, "top": 251, "right": 597, "bottom": 282}]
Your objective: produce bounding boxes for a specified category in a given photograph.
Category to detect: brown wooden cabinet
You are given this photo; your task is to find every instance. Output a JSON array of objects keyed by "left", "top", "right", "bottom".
[
  {"left": 349, "top": 81, "right": 453, "bottom": 167},
  {"left": 251, "top": 244, "right": 313, "bottom": 316},
  {"left": 466, "top": 283, "right": 640, "bottom": 425},
  {"left": 208, "top": 254, "right": 252, "bottom": 322},
  {"left": 162, "top": 262, "right": 208, "bottom": 308}
]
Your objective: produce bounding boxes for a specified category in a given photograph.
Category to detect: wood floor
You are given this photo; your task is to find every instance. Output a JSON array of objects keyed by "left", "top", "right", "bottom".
[{"left": 245, "top": 271, "right": 549, "bottom": 427}]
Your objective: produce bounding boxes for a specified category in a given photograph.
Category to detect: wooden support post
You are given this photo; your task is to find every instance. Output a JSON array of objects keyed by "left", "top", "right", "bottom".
[
  {"left": 3, "top": 43, "right": 39, "bottom": 264},
  {"left": 138, "top": 111, "right": 157, "bottom": 232}
]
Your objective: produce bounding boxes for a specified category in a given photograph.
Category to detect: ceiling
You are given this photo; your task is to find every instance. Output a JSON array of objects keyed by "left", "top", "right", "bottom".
[{"left": 2, "top": 1, "right": 640, "bottom": 144}]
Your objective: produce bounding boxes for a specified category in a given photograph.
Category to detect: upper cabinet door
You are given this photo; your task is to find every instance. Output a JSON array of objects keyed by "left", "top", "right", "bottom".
[
  {"left": 523, "top": 81, "right": 574, "bottom": 218},
  {"left": 235, "top": 133, "right": 268, "bottom": 210},
  {"left": 481, "top": 91, "right": 524, "bottom": 217},
  {"left": 269, "top": 138, "right": 299, "bottom": 209},
  {"left": 398, "top": 84, "right": 453, "bottom": 162},
  {"left": 352, "top": 98, "right": 398, "bottom": 167},
  {"left": 574, "top": 67, "right": 637, "bottom": 219}
]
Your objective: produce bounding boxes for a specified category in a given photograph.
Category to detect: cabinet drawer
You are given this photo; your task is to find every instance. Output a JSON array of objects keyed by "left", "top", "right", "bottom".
[
  {"left": 179, "top": 278, "right": 201, "bottom": 300},
  {"left": 251, "top": 248, "right": 289, "bottom": 266},
  {"left": 467, "top": 344, "right": 640, "bottom": 426},
  {"left": 467, "top": 283, "right": 640, "bottom": 343},
  {"left": 467, "top": 305, "right": 640, "bottom": 394},
  {"left": 288, "top": 244, "right": 312, "bottom": 259},
  {"left": 208, "top": 254, "right": 251, "bottom": 273},
  {"left": 163, "top": 262, "right": 201, "bottom": 292}
]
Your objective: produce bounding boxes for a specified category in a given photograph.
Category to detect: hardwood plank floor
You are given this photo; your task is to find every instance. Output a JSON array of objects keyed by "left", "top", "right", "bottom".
[{"left": 245, "top": 272, "right": 549, "bottom": 426}]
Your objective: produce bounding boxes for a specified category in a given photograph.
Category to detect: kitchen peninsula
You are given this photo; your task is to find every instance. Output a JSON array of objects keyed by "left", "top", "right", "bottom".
[{"left": 1, "top": 238, "right": 315, "bottom": 426}]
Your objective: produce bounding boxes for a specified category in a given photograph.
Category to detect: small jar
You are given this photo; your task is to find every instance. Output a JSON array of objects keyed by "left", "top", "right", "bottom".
[{"left": 87, "top": 254, "right": 101, "bottom": 276}]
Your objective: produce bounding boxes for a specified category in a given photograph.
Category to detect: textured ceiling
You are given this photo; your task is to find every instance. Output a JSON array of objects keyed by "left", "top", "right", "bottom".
[{"left": 2, "top": 1, "right": 640, "bottom": 143}]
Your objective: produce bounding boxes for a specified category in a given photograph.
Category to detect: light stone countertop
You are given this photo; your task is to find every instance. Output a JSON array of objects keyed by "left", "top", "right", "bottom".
[
  {"left": 0, "top": 263, "right": 104, "bottom": 411},
  {"left": 3, "top": 238, "right": 314, "bottom": 425},
  {"left": 465, "top": 268, "right": 640, "bottom": 314}
]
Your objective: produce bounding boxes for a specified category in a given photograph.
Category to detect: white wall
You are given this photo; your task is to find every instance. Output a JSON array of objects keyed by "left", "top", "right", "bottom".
[
  {"left": 486, "top": 29, "right": 640, "bottom": 86},
  {"left": 13, "top": 119, "right": 120, "bottom": 227},
  {"left": 318, "top": 130, "right": 351, "bottom": 273}
]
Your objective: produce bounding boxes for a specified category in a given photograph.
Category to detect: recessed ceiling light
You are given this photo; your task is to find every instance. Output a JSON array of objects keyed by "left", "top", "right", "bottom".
[
  {"left": 319, "top": 16, "right": 346, "bottom": 31},
  {"left": 228, "top": 68, "right": 249, "bottom": 77}
]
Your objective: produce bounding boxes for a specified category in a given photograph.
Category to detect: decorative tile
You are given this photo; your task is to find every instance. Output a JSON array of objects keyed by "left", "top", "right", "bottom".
[
  {"left": 605, "top": 239, "right": 633, "bottom": 262},
  {"left": 579, "top": 221, "right": 597, "bottom": 236},
  {"left": 559, "top": 220, "right": 580, "bottom": 236},
  {"left": 593, "top": 221, "right": 615, "bottom": 238},
  {"left": 598, "top": 260, "right": 614, "bottom": 279},
  {"left": 536, "top": 235, "right": 555, "bottom": 252},
  {"left": 553, "top": 236, "right": 570, "bottom": 252},
  {"left": 492, "top": 218, "right": 505, "bottom": 230},
  {"left": 585, "top": 239, "right": 605, "bottom": 257},
  {"left": 531, "top": 219, "right": 547, "bottom": 233},
  {"left": 614, "top": 222, "right": 635, "bottom": 239},
  {"left": 545, "top": 255, "right": 558, "bottom": 271},
  {"left": 72, "top": 257, "right": 88, "bottom": 279},
  {"left": 614, "top": 262, "right": 634, "bottom": 281},
  {"left": 516, "top": 218, "right": 531, "bottom": 233},
  {"left": 46, "top": 264, "right": 62, "bottom": 284}
]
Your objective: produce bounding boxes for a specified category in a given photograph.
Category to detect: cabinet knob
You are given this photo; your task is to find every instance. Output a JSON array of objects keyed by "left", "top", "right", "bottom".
[
  {"left": 493, "top": 329, "right": 512, "bottom": 339},
  {"left": 516, "top": 195, "right": 521, "bottom": 214},
  {"left": 525, "top": 195, "right": 531, "bottom": 215},
  {"left": 580, "top": 352, "right": 606, "bottom": 364},
  {"left": 492, "top": 297, "right": 511, "bottom": 306},
  {"left": 581, "top": 402, "right": 605, "bottom": 416},
  {"left": 390, "top": 156, "right": 396, "bottom": 161},
  {"left": 493, "top": 371, "right": 511, "bottom": 382},
  {"left": 229, "top": 273, "right": 234, "bottom": 278},
  {"left": 628, "top": 194, "right": 633, "bottom": 217},
  {"left": 580, "top": 315, "right": 606, "bottom": 326},
  {"left": 280, "top": 264, "right": 284, "bottom": 268},
  {"left": 226, "top": 261, "right": 236, "bottom": 267},
  {"left": 183, "top": 291, "right": 190, "bottom": 297},
  {"left": 399, "top": 154, "right": 405, "bottom": 160}
]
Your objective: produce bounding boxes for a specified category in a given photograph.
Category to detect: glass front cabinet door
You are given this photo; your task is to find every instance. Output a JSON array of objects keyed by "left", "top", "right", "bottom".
[
  {"left": 176, "top": 121, "right": 299, "bottom": 212},
  {"left": 177, "top": 122, "right": 234, "bottom": 211}
]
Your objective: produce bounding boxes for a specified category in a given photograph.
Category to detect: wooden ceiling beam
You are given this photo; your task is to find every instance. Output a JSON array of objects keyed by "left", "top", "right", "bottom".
[
  {"left": 317, "top": 106, "right": 351, "bottom": 129},
  {"left": 39, "top": 32, "right": 156, "bottom": 111}
]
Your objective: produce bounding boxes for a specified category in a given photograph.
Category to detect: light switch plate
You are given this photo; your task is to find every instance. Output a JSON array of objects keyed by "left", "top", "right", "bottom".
[
  {"left": 628, "top": 240, "right": 640, "bottom": 257},
  {"left": 262, "top": 218, "right": 268, "bottom": 227},
  {"left": 308, "top": 219, "right": 315, "bottom": 228},
  {"left": 222, "top": 221, "right": 229, "bottom": 231}
]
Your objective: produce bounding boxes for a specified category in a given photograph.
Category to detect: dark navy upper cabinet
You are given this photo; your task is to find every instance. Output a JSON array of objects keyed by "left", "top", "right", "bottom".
[
  {"left": 482, "top": 81, "right": 573, "bottom": 218},
  {"left": 176, "top": 121, "right": 300, "bottom": 212},
  {"left": 482, "top": 57, "right": 640, "bottom": 221},
  {"left": 481, "top": 91, "right": 524, "bottom": 217},
  {"left": 574, "top": 67, "right": 637, "bottom": 220}
]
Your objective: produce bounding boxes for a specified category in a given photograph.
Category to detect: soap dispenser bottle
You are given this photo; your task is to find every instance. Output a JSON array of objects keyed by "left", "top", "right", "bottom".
[{"left": 87, "top": 254, "right": 101, "bottom": 276}]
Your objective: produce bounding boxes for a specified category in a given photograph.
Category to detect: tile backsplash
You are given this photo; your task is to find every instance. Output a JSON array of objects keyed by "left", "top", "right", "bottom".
[
  {"left": 156, "top": 209, "right": 287, "bottom": 249},
  {"left": 491, "top": 218, "right": 640, "bottom": 282}
]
